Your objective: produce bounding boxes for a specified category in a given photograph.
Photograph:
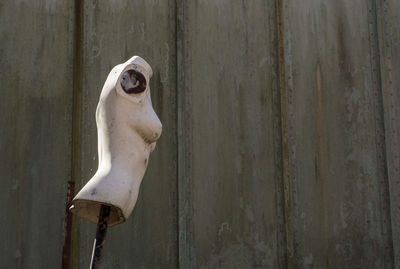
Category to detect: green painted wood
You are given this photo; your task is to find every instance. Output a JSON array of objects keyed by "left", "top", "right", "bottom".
[
  {"left": 0, "top": 1, "right": 75, "bottom": 268},
  {"left": 376, "top": 0, "right": 400, "bottom": 266},
  {"left": 281, "top": 0, "right": 393, "bottom": 267},
  {"left": 74, "top": 1, "right": 178, "bottom": 268},
  {"left": 0, "top": 1, "right": 399, "bottom": 268},
  {"left": 179, "top": 1, "right": 286, "bottom": 268}
]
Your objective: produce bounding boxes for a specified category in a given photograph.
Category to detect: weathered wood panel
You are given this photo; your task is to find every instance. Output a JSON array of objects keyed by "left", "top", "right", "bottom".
[
  {"left": 178, "top": 1, "right": 286, "bottom": 268},
  {"left": 74, "top": 0, "right": 177, "bottom": 268},
  {"left": 0, "top": 0, "right": 399, "bottom": 268},
  {"left": 0, "top": 0, "right": 74, "bottom": 268},
  {"left": 377, "top": 0, "right": 400, "bottom": 266},
  {"left": 280, "top": 0, "right": 393, "bottom": 267}
]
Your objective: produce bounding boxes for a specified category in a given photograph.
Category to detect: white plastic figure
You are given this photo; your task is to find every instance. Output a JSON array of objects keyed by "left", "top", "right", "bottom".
[{"left": 70, "top": 56, "right": 162, "bottom": 226}]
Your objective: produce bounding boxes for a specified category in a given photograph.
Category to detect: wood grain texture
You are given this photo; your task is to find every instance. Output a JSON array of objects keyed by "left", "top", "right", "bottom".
[
  {"left": 281, "top": 0, "right": 394, "bottom": 267},
  {"left": 179, "top": 1, "right": 286, "bottom": 268},
  {"left": 74, "top": 0, "right": 178, "bottom": 268},
  {"left": 0, "top": 0, "right": 75, "bottom": 268},
  {"left": 0, "top": 0, "right": 399, "bottom": 268}
]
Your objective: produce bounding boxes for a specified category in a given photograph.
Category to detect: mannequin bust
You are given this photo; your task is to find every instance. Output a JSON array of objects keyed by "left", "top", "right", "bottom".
[{"left": 70, "top": 56, "right": 162, "bottom": 226}]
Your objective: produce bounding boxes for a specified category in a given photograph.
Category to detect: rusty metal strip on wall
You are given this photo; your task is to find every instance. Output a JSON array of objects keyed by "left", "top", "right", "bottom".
[{"left": 61, "top": 0, "right": 84, "bottom": 268}]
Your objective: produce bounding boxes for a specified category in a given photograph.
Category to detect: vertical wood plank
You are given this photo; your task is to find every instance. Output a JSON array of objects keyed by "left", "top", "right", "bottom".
[
  {"left": 376, "top": 0, "right": 400, "bottom": 266},
  {"left": 74, "top": 0, "right": 178, "bottom": 268},
  {"left": 281, "top": 0, "right": 394, "bottom": 267},
  {"left": 180, "top": 0, "right": 286, "bottom": 268},
  {"left": 0, "top": 0, "right": 75, "bottom": 268}
]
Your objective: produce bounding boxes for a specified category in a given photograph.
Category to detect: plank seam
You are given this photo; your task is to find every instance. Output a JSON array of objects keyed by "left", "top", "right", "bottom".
[{"left": 374, "top": 0, "right": 399, "bottom": 266}]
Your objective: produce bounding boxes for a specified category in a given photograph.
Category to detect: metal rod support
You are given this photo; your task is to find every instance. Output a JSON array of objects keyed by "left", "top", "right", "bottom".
[{"left": 89, "top": 205, "right": 111, "bottom": 269}]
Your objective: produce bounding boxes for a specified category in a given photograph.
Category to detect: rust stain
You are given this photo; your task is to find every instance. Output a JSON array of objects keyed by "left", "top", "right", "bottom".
[
  {"left": 61, "top": 180, "right": 75, "bottom": 269},
  {"left": 276, "top": 0, "right": 294, "bottom": 267}
]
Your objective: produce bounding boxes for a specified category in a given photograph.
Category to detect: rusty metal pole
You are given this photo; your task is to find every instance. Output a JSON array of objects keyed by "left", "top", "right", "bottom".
[
  {"left": 89, "top": 205, "right": 111, "bottom": 269},
  {"left": 61, "top": 181, "right": 75, "bottom": 269}
]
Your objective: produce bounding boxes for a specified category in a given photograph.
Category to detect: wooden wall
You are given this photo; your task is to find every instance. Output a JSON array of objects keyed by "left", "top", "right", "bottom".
[
  {"left": 0, "top": 1, "right": 74, "bottom": 268},
  {"left": 0, "top": 0, "right": 399, "bottom": 268}
]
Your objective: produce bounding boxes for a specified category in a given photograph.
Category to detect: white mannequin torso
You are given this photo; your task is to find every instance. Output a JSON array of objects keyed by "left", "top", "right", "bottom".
[{"left": 70, "top": 56, "right": 162, "bottom": 226}]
